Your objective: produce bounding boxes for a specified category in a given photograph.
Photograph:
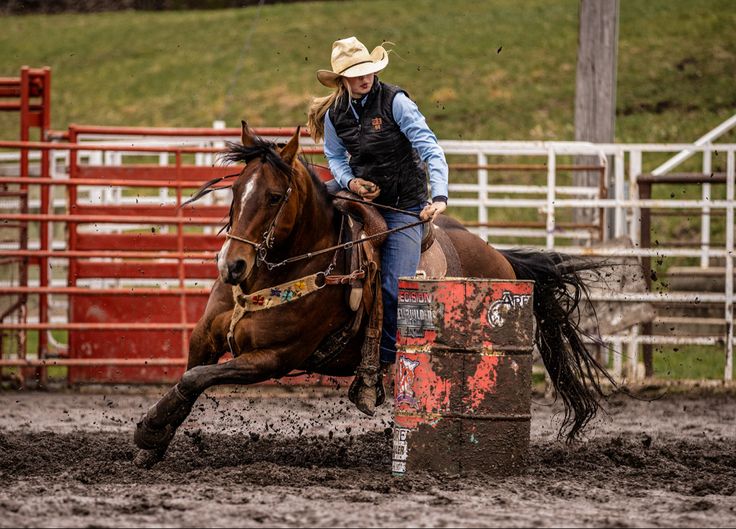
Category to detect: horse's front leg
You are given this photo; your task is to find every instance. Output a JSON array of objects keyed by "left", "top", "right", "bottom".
[
  {"left": 133, "top": 281, "right": 233, "bottom": 468},
  {"left": 132, "top": 334, "right": 227, "bottom": 467},
  {"left": 133, "top": 342, "right": 297, "bottom": 467}
]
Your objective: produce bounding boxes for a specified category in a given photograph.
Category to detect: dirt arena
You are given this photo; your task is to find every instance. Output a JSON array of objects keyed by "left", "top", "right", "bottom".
[{"left": 1, "top": 384, "right": 734, "bottom": 528}]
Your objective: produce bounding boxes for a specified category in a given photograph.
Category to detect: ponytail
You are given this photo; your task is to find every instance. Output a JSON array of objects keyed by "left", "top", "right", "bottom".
[{"left": 307, "top": 83, "right": 348, "bottom": 142}]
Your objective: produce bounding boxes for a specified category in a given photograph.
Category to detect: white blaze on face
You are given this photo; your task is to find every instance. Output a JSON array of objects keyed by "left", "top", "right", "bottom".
[
  {"left": 217, "top": 238, "right": 232, "bottom": 279},
  {"left": 237, "top": 177, "right": 257, "bottom": 226},
  {"left": 217, "top": 172, "right": 259, "bottom": 280}
]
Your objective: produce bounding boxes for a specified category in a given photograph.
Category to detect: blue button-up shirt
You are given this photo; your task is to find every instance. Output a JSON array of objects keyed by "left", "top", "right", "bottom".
[{"left": 323, "top": 92, "right": 449, "bottom": 202}]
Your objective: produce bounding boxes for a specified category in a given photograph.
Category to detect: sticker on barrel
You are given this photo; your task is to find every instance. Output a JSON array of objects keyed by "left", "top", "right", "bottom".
[
  {"left": 392, "top": 427, "right": 410, "bottom": 475},
  {"left": 396, "top": 288, "right": 435, "bottom": 338},
  {"left": 487, "top": 289, "right": 532, "bottom": 328},
  {"left": 480, "top": 281, "right": 535, "bottom": 348}
]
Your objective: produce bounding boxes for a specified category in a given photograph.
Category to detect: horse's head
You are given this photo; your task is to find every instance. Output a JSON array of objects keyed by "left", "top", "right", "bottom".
[{"left": 217, "top": 122, "right": 304, "bottom": 285}]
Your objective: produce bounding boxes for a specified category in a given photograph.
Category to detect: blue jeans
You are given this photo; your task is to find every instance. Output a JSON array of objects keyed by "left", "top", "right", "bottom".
[{"left": 379, "top": 206, "right": 423, "bottom": 364}]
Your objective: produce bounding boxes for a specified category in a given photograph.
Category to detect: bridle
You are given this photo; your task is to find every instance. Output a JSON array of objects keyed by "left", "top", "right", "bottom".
[{"left": 224, "top": 168, "right": 294, "bottom": 270}]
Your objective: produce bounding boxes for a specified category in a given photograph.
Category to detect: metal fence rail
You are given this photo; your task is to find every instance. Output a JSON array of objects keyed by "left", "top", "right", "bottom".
[{"left": 1, "top": 127, "right": 734, "bottom": 382}]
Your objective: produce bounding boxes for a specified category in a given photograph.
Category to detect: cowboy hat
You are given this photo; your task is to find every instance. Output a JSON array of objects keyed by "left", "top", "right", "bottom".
[{"left": 317, "top": 36, "right": 389, "bottom": 88}]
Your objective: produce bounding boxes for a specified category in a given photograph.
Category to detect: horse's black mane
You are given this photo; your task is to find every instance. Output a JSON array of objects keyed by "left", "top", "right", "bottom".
[
  {"left": 182, "top": 134, "right": 327, "bottom": 208},
  {"left": 221, "top": 137, "right": 294, "bottom": 177},
  {"left": 224, "top": 137, "right": 329, "bottom": 200},
  {"left": 182, "top": 134, "right": 330, "bottom": 241}
]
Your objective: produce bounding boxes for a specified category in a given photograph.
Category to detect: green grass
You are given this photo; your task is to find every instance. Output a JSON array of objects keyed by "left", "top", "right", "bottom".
[
  {"left": 0, "top": 0, "right": 734, "bottom": 143},
  {"left": 653, "top": 345, "right": 733, "bottom": 380},
  {"left": 1, "top": 0, "right": 732, "bottom": 234},
  {"left": 2, "top": 0, "right": 731, "bottom": 241}
]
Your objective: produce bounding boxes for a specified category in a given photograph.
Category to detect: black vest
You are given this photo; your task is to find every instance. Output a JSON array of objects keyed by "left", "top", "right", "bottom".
[{"left": 329, "top": 80, "right": 428, "bottom": 209}]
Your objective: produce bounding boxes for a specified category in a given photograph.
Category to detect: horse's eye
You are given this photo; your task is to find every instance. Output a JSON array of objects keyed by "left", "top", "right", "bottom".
[{"left": 269, "top": 193, "right": 283, "bottom": 206}]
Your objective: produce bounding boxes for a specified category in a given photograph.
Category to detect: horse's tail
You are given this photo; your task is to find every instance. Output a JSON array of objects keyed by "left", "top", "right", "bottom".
[{"left": 499, "top": 248, "right": 616, "bottom": 441}]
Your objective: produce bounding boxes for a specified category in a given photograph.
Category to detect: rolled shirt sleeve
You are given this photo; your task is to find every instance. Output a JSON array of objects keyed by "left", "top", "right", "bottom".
[
  {"left": 323, "top": 109, "right": 354, "bottom": 189},
  {"left": 392, "top": 92, "right": 449, "bottom": 202}
]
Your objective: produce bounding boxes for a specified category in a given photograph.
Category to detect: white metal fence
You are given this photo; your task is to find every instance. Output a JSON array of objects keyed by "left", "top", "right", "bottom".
[{"left": 2, "top": 132, "right": 734, "bottom": 381}]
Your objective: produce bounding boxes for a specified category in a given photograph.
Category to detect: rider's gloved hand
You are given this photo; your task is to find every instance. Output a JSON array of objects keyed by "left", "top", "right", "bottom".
[
  {"left": 348, "top": 178, "right": 381, "bottom": 201},
  {"left": 420, "top": 200, "right": 447, "bottom": 221}
]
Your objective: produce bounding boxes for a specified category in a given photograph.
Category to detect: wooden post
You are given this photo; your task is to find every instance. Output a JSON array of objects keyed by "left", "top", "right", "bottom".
[
  {"left": 574, "top": 0, "right": 620, "bottom": 233},
  {"left": 638, "top": 181, "right": 654, "bottom": 377}
]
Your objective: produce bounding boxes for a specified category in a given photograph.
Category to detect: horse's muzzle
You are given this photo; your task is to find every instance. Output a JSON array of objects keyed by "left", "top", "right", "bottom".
[{"left": 224, "top": 258, "right": 247, "bottom": 284}]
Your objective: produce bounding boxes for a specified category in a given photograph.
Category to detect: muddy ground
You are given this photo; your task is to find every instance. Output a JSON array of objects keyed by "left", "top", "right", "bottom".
[{"left": 0, "top": 384, "right": 735, "bottom": 528}]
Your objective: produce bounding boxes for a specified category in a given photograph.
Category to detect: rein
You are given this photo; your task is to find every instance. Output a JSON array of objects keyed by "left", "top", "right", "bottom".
[
  {"left": 227, "top": 216, "right": 427, "bottom": 271},
  {"left": 226, "top": 193, "right": 428, "bottom": 271},
  {"left": 326, "top": 193, "right": 424, "bottom": 218}
]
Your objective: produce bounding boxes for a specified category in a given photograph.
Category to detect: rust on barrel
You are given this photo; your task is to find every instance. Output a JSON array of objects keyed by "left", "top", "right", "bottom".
[{"left": 392, "top": 278, "right": 534, "bottom": 476}]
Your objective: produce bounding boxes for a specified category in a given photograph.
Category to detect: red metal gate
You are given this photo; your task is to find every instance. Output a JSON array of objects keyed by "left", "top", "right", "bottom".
[
  {"left": 1, "top": 117, "right": 331, "bottom": 385},
  {"left": 0, "top": 66, "right": 51, "bottom": 386},
  {"left": 66, "top": 127, "right": 229, "bottom": 383}
]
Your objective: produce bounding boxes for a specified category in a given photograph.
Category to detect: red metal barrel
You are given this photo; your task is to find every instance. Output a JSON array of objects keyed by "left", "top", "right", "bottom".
[{"left": 392, "top": 278, "right": 534, "bottom": 476}]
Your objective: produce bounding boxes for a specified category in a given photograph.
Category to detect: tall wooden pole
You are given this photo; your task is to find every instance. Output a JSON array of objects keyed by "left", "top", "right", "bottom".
[
  {"left": 573, "top": 0, "right": 624, "bottom": 374},
  {"left": 575, "top": 0, "right": 619, "bottom": 147},
  {"left": 574, "top": 0, "right": 620, "bottom": 230}
]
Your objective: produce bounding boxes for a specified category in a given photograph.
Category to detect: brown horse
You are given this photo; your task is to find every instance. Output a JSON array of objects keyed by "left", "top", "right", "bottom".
[{"left": 133, "top": 123, "right": 612, "bottom": 468}]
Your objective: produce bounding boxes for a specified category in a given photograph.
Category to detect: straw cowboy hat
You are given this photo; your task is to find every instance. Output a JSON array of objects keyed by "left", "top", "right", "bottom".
[{"left": 317, "top": 36, "right": 389, "bottom": 88}]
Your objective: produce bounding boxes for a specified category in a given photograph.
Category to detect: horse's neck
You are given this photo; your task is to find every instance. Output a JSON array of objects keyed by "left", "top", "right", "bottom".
[{"left": 290, "top": 181, "right": 337, "bottom": 258}]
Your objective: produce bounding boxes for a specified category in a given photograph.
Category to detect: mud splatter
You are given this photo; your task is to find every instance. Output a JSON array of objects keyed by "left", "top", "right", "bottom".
[{"left": 0, "top": 389, "right": 735, "bottom": 527}]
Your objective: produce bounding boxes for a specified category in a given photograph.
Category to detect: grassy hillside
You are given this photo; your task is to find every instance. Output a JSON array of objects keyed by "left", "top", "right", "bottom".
[{"left": 0, "top": 0, "right": 734, "bottom": 142}]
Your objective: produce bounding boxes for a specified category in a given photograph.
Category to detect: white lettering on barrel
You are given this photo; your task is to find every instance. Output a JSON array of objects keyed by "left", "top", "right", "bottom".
[
  {"left": 392, "top": 427, "right": 411, "bottom": 475},
  {"left": 398, "top": 290, "right": 432, "bottom": 304},
  {"left": 487, "top": 290, "right": 532, "bottom": 328}
]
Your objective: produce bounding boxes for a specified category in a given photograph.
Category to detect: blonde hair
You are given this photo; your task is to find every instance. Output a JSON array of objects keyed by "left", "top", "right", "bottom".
[{"left": 307, "top": 81, "right": 350, "bottom": 142}]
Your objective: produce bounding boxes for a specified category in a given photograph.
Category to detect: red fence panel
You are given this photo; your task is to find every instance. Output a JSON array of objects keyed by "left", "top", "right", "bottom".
[
  {"left": 1, "top": 122, "right": 338, "bottom": 386},
  {"left": 69, "top": 293, "right": 208, "bottom": 383},
  {"left": 66, "top": 138, "right": 231, "bottom": 383}
]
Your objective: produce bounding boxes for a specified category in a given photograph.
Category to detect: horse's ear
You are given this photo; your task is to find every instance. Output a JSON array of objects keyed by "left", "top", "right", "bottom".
[
  {"left": 279, "top": 126, "right": 301, "bottom": 166},
  {"left": 241, "top": 120, "right": 256, "bottom": 147}
]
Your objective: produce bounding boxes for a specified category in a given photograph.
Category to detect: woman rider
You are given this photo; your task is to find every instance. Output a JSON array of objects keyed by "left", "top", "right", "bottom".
[{"left": 307, "top": 36, "right": 448, "bottom": 414}]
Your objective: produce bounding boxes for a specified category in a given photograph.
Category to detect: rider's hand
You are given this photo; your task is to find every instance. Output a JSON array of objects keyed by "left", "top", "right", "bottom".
[
  {"left": 348, "top": 178, "right": 381, "bottom": 201},
  {"left": 420, "top": 201, "right": 447, "bottom": 221}
]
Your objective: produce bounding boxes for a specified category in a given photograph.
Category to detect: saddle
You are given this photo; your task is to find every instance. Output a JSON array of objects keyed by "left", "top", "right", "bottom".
[
  {"left": 417, "top": 221, "right": 462, "bottom": 278},
  {"left": 332, "top": 190, "right": 388, "bottom": 311}
]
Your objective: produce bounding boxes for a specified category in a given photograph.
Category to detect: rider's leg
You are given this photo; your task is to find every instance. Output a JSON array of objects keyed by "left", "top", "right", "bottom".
[
  {"left": 349, "top": 206, "right": 422, "bottom": 415},
  {"left": 379, "top": 207, "right": 423, "bottom": 365}
]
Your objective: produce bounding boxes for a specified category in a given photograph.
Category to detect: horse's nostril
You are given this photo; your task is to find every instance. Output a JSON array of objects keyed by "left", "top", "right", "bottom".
[{"left": 227, "top": 259, "right": 246, "bottom": 280}]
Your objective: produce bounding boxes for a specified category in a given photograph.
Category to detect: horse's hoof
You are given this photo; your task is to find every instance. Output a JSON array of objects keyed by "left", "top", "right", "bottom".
[
  {"left": 134, "top": 419, "right": 174, "bottom": 450},
  {"left": 133, "top": 448, "right": 165, "bottom": 469}
]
